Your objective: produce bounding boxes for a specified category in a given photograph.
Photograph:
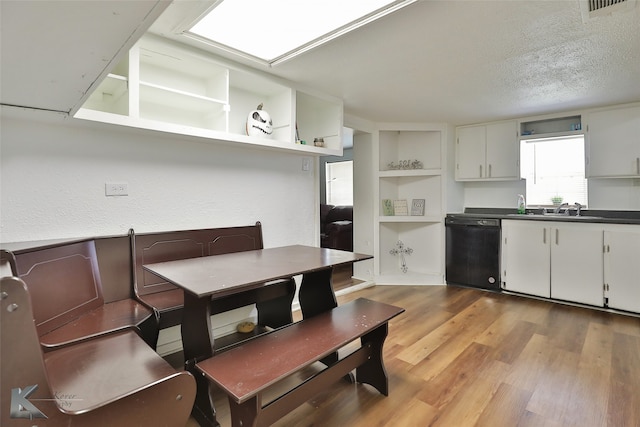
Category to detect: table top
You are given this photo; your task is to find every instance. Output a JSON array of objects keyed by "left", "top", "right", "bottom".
[{"left": 143, "top": 245, "right": 372, "bottom": 298}]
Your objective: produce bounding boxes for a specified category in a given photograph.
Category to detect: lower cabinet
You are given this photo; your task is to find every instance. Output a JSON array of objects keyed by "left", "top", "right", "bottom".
[
  {"left": 549, "top": 223, "right": 603, "bottom": 306},
  {"left": 604, "top": 227, "right": 640, "bottom": 313},
  {"left": 501, "top": 220, "right": 551, "bottom": 297},
  {"left": 502, "top": 220, "right": 604, "bottom": 306}
]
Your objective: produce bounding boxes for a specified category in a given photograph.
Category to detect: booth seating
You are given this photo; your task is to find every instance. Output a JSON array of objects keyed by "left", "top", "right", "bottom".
[
  {"left": 3, "top": 237, "right": 157, "bottom": 349},
  {"left": 1, "top": 276, "right": 196, "bottom": 427},
  {"left": 197, "top": 298, "right": 404, "bottom": 427},
  {"left": 130, "top": 222, "right": 296, "bottom": 347}
]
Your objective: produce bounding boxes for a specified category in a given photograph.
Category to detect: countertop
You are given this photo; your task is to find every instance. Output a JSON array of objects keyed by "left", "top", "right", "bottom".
[{"left": 447, "top": 208, "right": 640, "bottom": 225}]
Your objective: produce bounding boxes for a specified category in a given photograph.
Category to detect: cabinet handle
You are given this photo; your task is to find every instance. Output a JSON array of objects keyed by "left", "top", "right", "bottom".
[
  {"left": 479, "top": 165, "right": 483, "bottom": 178},
  {"left": 555, "top": 229, "right": 559, "bottom": 245},
  {"left": 637, "top": 157, "right": 639, "bottom": 175},
  {"left": 489, "top": 164, "right": 492, "bottom": 177},
  {"left": 543, "top": 228, "right": 546, "bottom": 244}
]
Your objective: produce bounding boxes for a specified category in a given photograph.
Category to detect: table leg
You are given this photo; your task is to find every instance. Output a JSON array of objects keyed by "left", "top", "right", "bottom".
[
  {"left": 298, "top": 267, "right": 337, "bottom": 318},
  {"left": 182, "top": 292, "right": 219, "bottom": 427},
  {"left": 298, "top": 267, "right": 342, "bottom": 368}
]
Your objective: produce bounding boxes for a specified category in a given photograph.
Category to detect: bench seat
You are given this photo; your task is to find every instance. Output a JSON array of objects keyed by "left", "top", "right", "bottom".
[
  {"left": 39, "top": 297, "right": 155, "bottom": 348},
  {"left": 1, "top": 276, "right": 196, "bottom": 426},
  {"left": 196, "top": 298, "right": 404, "bottom": 427},
  {"left": 6, "top": 239, "right": 157, "bottom": 349}
]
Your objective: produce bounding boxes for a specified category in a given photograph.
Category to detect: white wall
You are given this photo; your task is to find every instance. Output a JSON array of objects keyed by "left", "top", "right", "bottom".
[
  {"left": 587, "top": 178, "right": 640, "bottom": 210},
  {"left": 0, "top": 107, "right": 316, "bottom": 245},
  {"left": 461, "top": 180, "right": 527, "bottom": 210}
]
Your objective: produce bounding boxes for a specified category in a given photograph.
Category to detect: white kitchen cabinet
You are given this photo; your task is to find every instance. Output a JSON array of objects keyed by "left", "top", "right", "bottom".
[
  {"left": 586, "top": 104, "right": 640, "bottom": 178},
  {"left": 549, "top": 223, "right": 603, "bottom": 306},
  {"left": 501, "top": 220, "right": 551, "bottom": 297},
  {"left": 502, "top": 220, "right": 603, "bottom": 305},
  {"left": 75, "top": 34, "right": 344, "bottom": 156},
  {"left": 375, "top": 126, "right": 446, "bottom": 284},
  {"left": 604, "top": 226, "right": 640, "bottom": 313},
  {"left": 455, "top": 120, "right": 519, "bottom": 181}
]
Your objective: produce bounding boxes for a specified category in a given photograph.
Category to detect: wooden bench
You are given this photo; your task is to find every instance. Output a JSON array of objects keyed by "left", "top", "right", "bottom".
[
  {"left": 1, "top": 276, "right": 196, "bottom": 426},
  {"left": 131, "top": 222, "right": 296, "bottom": 344},
  {"left": 196, "top": 298, "right": 404, "bottom": 427},
  {"left": 4, "top": 237, "right": 157, "bottom": 349}
]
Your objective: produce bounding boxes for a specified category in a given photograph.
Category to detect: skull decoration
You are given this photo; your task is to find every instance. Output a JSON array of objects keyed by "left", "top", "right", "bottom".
[{"left": 246, "top": 103, "right": 273, "bottom": 138}]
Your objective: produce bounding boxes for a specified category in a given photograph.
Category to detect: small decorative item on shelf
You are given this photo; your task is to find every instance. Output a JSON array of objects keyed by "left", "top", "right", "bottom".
[
  {"left": 411, "top": 199, "right": 425, "bottom": 216},
  {"left": 386, "top": 160, "right": 423, "bottom": 170},
  {"left": 313, "top": 137, "right": 325, "bottom": 147},
  {"left": 382, "top": 199, "right": 394, "bottom": 216},
  {"left": 393, "top": 199, "right": 409, "bottom": 216},
  {"left": 390, "top": 240, "right": 413, "bottom": 273},
  {"left": 246, "top": 103, "right": 273, "bottom": 138},
  {"left": 295, "top": 122, "right": 301, "bottom": 144}
]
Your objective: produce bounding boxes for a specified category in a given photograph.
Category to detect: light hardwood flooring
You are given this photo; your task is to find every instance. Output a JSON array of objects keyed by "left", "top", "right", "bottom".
[{"left": 190, "top": 285, "right": 640, "bottom": 427}]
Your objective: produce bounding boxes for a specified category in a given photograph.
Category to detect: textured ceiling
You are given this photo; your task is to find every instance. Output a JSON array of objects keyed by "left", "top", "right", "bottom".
[
  {"left": 2, "top": 0, "right": 639, "bottom": 127},
  {"left": 152, "top": 0, "right": 640, "bottom": 125}
]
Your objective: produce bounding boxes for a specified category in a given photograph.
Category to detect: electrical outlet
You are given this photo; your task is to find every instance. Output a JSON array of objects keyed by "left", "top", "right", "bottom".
[
  {"left": 302, "top": 158, "right": 311, "bottom": 171},
  {"left": 105, "top": 182, "right": 128, "bottom": 196}
]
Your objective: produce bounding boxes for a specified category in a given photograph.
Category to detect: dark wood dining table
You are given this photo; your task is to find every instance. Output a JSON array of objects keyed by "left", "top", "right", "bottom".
[{"left": 143, "top": 244, "right": 372, "bottom": 427}]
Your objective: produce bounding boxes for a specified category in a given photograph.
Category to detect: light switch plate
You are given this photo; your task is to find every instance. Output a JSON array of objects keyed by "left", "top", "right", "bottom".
[{"left": 105, "top": 182, "right": 128, "bottom": 196}]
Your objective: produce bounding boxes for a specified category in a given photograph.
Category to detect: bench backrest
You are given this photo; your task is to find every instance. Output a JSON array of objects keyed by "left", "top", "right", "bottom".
[
  {"left": 1, "top": 276, "right": 56, "bottom": 424},
  {"left": 132, "top": 222, "right": 265, "bottom": 298},
  {"left": 12, "top": 239, "right": 105, "bottom": 337}
]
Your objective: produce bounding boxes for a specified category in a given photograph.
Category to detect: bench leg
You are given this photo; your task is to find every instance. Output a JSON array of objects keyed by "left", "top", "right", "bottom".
[
  {"left": 228, "top": 396, "right": 260, "bottom": 427},
  {"left": 356, "top": 324, "right": 390, "bottom": 396}
]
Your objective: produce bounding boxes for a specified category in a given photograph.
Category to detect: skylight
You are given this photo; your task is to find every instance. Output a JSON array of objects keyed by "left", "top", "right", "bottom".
[{"left": 186, "top": 0, "right": 416, "bottom": 65}]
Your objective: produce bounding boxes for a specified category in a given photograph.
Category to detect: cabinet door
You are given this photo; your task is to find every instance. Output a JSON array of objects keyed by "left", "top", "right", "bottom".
[
  {"left": 485, "top": 121, "right": 519, "bottom": 179},
  {"left": 605, "top": 229, "right": 640, "bottom": 313},
  {"left": 587, "top": 106, "right": 640, "bottom": 177},
  {"left": 550, "top": 223, "right": 603, "bottom": 306},
  {"left": 502, "top": 221, "right": 550, "bottom": 297},
  {"left": 456, "top": 125, "right": 485, "bottom": 180}
]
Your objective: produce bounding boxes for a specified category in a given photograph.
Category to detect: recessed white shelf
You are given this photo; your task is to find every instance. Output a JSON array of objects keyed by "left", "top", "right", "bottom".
[
  {"left": 374, "top": 127, "right": 446, "bottom": 285},
  {"left": 75, "top": 34, "right": 343, "bottom": 156}
]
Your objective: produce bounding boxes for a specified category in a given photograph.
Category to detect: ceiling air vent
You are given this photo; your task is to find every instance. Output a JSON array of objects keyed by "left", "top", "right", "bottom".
[
  {"left": 581, "top": 0, "right": 636, "bottom": 21},
  {"left": 589, "top": 0, "right": 627, "bottom": 12}
]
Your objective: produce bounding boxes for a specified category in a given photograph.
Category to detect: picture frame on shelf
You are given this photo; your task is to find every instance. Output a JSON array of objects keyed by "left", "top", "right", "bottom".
[
  {"left": 382, "top": 199, "right": 394, "bottom": 216},
  {"left": 411, "top": 199, "right": 425, "bottom": 216},
  {"left": 393, "top": 199, "right": 409, "bottom": 216}
]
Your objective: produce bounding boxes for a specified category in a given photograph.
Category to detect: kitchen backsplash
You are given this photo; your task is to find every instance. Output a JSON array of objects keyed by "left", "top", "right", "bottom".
[{"left": 461, "top": 179, "right": 640, "bottom": 211}]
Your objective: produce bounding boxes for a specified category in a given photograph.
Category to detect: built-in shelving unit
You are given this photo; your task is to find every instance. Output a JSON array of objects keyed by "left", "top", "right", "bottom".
[
  {"left": 75, "top": 34, "right": 343, "bottom": 156},
  {"left": 519, "top": 115, "right": 582, "bottom": 140},
  {"left": 374, "top": 126, "right": 446, "bottom": 285}
]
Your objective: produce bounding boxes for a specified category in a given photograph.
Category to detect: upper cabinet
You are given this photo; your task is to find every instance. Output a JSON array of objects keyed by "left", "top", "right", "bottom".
[
  {"left": 75, "top": 34, "right": 343, "bottom": 156},
  {"left": 455, "top": 120, "right": 519, "bottom": 181},
  {"left": 585, "top": 104, "right": 640, "bottom": 178}
]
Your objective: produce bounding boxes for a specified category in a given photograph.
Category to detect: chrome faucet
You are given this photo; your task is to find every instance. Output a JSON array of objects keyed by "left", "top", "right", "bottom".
[
  {"left": 553, "top": 202, "right": 569, "bottom": 215},
  {"left": 574, "top": 202, "right": 583, "bottom": 216}
]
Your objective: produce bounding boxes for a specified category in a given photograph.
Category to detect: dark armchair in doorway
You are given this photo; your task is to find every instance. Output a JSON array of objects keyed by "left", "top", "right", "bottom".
[{"left": 320, "top": 204, "right": 353, "bottom": 252}]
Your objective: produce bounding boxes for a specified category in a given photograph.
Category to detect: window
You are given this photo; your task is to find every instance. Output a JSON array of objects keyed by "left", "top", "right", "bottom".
[
  {"left": 185, "top": 0, "right": 416, "bottom": 65},
  {"left": 520, "top": 135, "right": 588, "bottom": 207},
  {"left": 326, "top": 161, "right": 353, "bottom": 206}
]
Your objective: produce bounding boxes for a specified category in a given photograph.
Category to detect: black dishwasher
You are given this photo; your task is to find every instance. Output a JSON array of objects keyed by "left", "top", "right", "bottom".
[{"left": 445, "top": 215, "right": 501, "bottom": 291}]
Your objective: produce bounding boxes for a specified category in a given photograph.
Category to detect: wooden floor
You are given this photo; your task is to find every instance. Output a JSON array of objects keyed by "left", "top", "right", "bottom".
[{"left": 191, "top": 285, "right": 640, "bottom": 427}]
